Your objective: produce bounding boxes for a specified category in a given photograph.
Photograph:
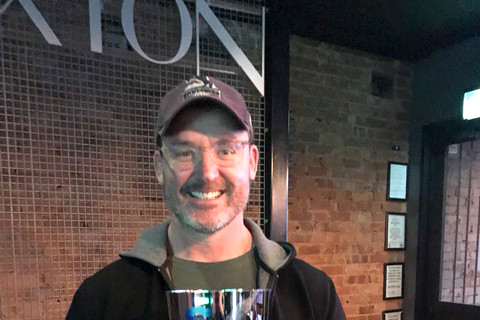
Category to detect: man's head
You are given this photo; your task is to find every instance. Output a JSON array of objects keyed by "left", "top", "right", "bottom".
[
  {"left": 155, "top": 75, "right": 253, "bottom": 144},
  {"left": 154, "top": 76, "right": 258, "bottom": 234}
]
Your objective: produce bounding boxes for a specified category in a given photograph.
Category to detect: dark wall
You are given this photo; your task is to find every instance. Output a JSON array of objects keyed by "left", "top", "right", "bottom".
[{"left": 405, "top": 36, "right": 480, "bottom": 320}]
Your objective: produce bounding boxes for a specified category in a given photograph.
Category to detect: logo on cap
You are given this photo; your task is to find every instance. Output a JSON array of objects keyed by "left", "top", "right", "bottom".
[{"left": 182, "top": 76, "right": 221, "bottom": 101}]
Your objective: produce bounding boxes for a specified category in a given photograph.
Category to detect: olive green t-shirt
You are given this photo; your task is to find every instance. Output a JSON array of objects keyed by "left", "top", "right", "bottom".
[{"left": 169, "top": 248, "right": 257, "bottom": 290}]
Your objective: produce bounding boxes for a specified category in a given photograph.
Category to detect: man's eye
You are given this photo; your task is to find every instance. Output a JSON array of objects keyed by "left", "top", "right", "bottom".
[
  {"left": 172, "top": 149, "right": 194, "bottom": 159},
  {"left": 217, "top": 147, "right": 237, "bottom": 156}
]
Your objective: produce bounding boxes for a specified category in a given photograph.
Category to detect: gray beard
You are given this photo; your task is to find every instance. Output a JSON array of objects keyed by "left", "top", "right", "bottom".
[
  {"left": 172, "top": 197, "right": 247, "bottom": 234},
  {"left": 173, "top": 210, "right": 236, "bottom": 234}
]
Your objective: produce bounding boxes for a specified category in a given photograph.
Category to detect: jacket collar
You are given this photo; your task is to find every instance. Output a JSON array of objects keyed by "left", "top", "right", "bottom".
[
  {"left": 120, "top": 218, "right": 170, "bottom": 268},
  {"left": 120, "top": 218, "right": 294, "bottom": 277}
]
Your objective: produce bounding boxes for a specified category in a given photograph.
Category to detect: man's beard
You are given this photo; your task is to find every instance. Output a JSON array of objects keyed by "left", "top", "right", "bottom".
[{"left": 165, "top": 177, "right": 250, "bottom": 234}]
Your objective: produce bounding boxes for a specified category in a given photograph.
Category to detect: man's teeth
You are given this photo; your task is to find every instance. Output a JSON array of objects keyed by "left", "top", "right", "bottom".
[{"left": 190, "top": 191, "right": 222, "bottom": 200}]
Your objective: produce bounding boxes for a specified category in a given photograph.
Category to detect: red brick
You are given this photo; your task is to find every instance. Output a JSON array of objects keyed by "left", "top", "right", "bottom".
[
  {"left": 289, "top": 209, "right": 313, "bottom": 222},
  {"left": 288, "top": 232, "right": 312, "bottom": 243},
  {"left": 298, "top": 245, "right": 322, "bottom": 255},
  {"left": 307, "top": 165, "right": 328, "bottom": 176},
  {"left": 349, "top": 316, "right": 368, "bottom": 320},
  {"left": 313, "top": 210, "right": 331, "bottom": 222},
  {"left": 321, "top": 265, "right": 345, "bottom": 275},
  {"left": 359, "top": 305, "right": 375, "bottom": 314}
]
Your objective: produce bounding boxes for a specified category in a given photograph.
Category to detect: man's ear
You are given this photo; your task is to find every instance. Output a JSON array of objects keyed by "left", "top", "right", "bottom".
[
  {"left": 249, "top": 144, "right": 259, "bottom": 181},
  {"left": 153, "top": 150, "right": 164, "bottom": 185}
]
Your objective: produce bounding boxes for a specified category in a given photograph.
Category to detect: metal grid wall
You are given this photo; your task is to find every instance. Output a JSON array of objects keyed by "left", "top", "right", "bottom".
[
  {"left": 441, "top": 140, "right": 480, "bottom": 305},
  {"left": 0, "top": 0, "right": 266, "bottom": 318}
]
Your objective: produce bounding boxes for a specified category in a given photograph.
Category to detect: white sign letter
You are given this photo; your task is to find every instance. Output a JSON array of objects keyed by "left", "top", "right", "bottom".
[
  {"left": 121, "top": 0, "right": 192, "bottom": 64},
  {"left": 196, "top": 0, "right": 264, "bottom": 96},
  {"left": 89, "top": 0, "right": 102, "bottom": 53},
  {"left": 0, "top": 0, "right": 62, "bottom": 46}
]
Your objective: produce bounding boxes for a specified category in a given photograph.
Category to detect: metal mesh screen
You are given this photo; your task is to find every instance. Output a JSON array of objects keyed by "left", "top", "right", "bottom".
[
  {"left": 441, "top": 140, "right": 480, "bottom": 305},
  {"left": 0, "top": 0, "right": 266, "bottom": 318}
]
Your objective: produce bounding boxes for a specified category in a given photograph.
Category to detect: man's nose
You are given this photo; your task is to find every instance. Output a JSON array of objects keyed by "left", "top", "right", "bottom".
[{"left": 197, "top": 149, "right": 220, "bottom": 181}]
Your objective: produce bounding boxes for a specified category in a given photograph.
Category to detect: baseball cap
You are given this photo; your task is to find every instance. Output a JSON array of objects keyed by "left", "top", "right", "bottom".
[{"left": 156, "top": 75, "right": 253, "bottom": 144}]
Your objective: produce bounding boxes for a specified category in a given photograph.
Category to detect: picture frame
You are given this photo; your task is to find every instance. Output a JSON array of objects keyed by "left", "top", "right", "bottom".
[
  {"left": 385, "top": 212, "right": 406, "bottom": 251},
  {"left": 386, "top": 161, "right": 408, "bottom": 201},
  {"left": 383, "top": 309, "right": 402, "bottom": 320},
  {"left": 383, "top": 262, "right": 404, "bottom": 300}
]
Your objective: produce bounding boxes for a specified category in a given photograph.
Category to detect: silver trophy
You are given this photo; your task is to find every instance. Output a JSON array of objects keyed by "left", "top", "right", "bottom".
[{"left": 166, "top": 289, "right": 272, "bottom": 320}]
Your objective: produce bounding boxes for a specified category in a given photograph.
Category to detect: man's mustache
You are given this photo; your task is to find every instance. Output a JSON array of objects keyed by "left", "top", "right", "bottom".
[{"left": 181, "top": 177, "right": 230, "bottom": 194}]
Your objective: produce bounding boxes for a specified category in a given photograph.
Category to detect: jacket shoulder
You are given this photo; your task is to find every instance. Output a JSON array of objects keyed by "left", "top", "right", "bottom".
[
  {"left": 279, "top": 258, "right": 335, "bottom": 294},
  {"left": 79, "top": 258, "right": 154, "bottom": 291},
  {"left": 95, "top": 257, "right": 156, "bottom": 280},
  {"left": 289, "top": 259, "right": 331, "bottom": 281},
  {"left": 276, "top": 258, "right": 346, "bottom": 320},
  {"left": 66, "top": 258, "right": 160, "bottom": 319}
]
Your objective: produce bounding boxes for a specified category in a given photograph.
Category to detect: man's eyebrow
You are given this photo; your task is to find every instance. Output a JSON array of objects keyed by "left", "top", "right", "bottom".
[
  {"left": 213, "top": 138, "right": 236, "bottom": 144},
  {"left": 163, "top": 139, "right": 194, "bottom": 146},
  {"left": 212, "top": 135, "right": 250, "bottom": 143},
  {"left": 213, "top": 140, "right": 247, "bottom": 147}
]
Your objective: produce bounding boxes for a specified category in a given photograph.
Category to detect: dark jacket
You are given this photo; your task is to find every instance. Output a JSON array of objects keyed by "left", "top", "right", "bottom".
[{"left": 66, "top": 219, "right": 346, "bottom": 319}]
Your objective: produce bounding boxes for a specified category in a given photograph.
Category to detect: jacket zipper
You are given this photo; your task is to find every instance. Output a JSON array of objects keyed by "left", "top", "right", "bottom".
[
  {"left": 267, "top": 272, "right": 279, "bottom": 317},
  {"left": 158, "top": 267, "right": 173, "bottom": 290}
]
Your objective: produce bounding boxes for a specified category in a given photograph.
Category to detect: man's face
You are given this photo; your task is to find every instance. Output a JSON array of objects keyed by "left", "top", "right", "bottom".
[{"left": 158, "top": 105, "right": 258, "bottom": 234}]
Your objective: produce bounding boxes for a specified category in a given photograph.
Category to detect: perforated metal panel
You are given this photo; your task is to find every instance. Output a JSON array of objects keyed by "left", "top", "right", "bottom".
[{"left": 0, "top": 0, "right": 266, "bottom": 318}]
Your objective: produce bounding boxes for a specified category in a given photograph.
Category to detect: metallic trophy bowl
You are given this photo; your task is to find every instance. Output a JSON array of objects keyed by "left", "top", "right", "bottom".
[{"left": 166, "top": 289, "right": 272, "bottom": 320}]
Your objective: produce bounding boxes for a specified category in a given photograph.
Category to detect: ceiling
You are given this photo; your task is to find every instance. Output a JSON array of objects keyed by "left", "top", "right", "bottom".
[{"left": 285, "top": 0, "right": 480, "bottom": 61}]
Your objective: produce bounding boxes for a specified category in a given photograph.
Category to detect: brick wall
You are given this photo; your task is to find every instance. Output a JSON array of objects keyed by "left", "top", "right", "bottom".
[{"left": 289, "top": 36, "right": 412, "bottom": 319}]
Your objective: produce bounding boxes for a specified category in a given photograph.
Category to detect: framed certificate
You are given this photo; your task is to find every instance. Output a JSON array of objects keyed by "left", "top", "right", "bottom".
[
  {"left": 386, "top": 162, "right": 408, "bottom": 201},
  {"left": 385, "top": 212, "right": 406, "bottom": 250},
  {"left": 383, "top": 262, "right": 404, "bottom": 300},
  {"left": 383, "top": 309, "right": 402, "bottom": 320}
]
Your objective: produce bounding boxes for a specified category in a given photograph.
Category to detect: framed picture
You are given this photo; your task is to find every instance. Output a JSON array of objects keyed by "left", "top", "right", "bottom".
[
  {"left": 383, "top": 309, "right": 402, "bottom": 320},
  {"left": 386, "top": 161, "right": 408, "bottom": 201},
  {"left": 383, "top": 262, "right": 404, "bottom": 300},
  {"left": 385, "top": 212, "right": 406, "bottom": 250}
]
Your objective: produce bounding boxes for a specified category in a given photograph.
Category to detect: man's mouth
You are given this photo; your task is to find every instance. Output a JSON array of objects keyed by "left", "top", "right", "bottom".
[{"left": 189, "top": 190, "right": 225, "bottom": 200}]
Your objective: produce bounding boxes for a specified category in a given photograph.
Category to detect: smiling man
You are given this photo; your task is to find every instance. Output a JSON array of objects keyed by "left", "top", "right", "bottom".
[{"left": 66, "top": 75, "right": 346, "bottom": 319}]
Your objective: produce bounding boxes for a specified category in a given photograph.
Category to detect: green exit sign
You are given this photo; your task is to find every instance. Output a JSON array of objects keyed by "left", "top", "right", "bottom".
[{"left": 463, "top": 87, "right": 480, "bottom": 120}]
